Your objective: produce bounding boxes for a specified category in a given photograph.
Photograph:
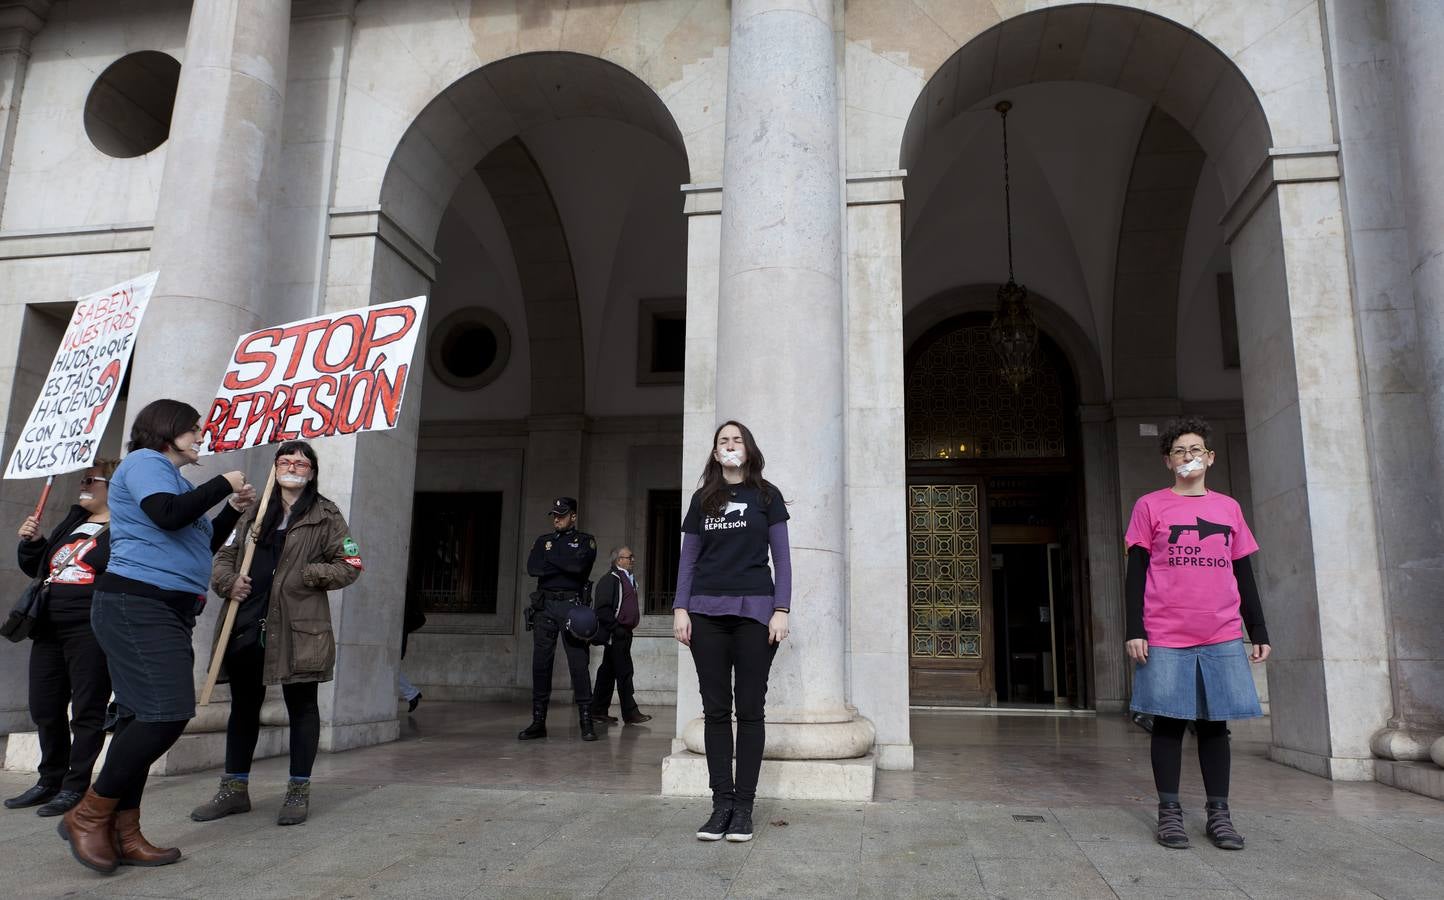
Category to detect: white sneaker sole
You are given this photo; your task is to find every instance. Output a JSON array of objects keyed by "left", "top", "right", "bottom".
[
  {"left": 696, "top": 831, "right": 725, "bottom": 841},
  {"left": 725, "top": 833, "right": 753, "bottom": 842}
]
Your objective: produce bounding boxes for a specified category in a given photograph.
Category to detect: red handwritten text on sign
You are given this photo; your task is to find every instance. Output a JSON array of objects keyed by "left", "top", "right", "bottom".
[
  {"left": 4, "top": 271, "right": 157, "bottom": 480},
  {"left": 202, "top": 298, "right": 426, "bottom": 454}
]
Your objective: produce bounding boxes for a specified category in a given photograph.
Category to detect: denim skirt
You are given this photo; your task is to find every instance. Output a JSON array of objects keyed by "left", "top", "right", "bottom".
[
  {"left": 1130, "top": 638, "right": 1262, "bottom": 721},
  {"left": 91, "top": 591, "right": 197, "bottom": 723}
]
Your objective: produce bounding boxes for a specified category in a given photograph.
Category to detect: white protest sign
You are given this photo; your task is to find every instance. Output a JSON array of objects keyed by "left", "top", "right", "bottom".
[
  {"left": 200, "top": 297, "right": 427, "bottom": 454},
  {"left": 4, "top": 271, "right": 158, "bottom": 479}
]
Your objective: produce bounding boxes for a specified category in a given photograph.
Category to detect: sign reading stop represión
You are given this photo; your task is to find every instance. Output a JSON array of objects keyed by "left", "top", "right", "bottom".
[{"left": 201, "top": 297, "right": 427, "bottom": 454}]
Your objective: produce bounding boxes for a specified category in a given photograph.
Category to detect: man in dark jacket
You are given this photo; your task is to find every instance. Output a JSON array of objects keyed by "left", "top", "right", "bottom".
[{"left": 590, "top": 546, "right": 651, "bottom": 725}]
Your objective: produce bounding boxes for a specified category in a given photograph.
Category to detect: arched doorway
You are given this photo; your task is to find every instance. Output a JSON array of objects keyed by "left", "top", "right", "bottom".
[{"left": 905, "top": 313, "right": 1085, "bottom": 708}]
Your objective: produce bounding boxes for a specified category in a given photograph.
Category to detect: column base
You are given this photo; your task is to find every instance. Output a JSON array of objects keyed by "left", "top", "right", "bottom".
[
  {"left": 321, "top": 718, "right": 400, "bottom": 752},
  {"left": 1269, "top": 744, "right": 1375, "bottom": 781},
  {"left": 876, "top": 742, "right": 914, "bottom": 770},
  {"left": 681, "top": 715, "right": 876, "bottom": 759},
  {"left": 1374, "top": 759, "right": 1444, "bottom": 801},
  {"left": 1370, "top": 726, "right": 1444, "bottom": 761},
  {"left": 2, "top": 727, "right": 290, "bottom": 777},
  {"left": 661, "top": 750, "right": 876, "bottom": 801}
]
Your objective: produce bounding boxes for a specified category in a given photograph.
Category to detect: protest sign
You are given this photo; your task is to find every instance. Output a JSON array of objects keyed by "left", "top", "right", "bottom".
[
  {"left": 3, "top": 271, "right": 158, "bottom": 480},
  {"left": 201, "top": 297, "right": 427, "bottom": 454}
]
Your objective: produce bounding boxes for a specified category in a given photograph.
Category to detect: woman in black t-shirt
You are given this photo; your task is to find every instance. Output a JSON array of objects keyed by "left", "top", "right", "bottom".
[
  {"left": 6, "top": 460, "right": 117, "bottom": 818},
  {"left": 673, "top": 420, "right": 792, "bottom": 844}
]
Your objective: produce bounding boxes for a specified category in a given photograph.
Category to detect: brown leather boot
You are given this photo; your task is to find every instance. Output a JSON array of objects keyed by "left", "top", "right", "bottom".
[
  {"left": 113, "top": 808, "right": 182, "bottom": 866},
  {"left": 56, "top": 788, "right": 119, "bottom": 874}
]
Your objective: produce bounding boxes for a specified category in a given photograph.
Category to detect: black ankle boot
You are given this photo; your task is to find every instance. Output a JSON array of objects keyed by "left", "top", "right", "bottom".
[
  {"left": 517, "top": 703, "right": 548, "bottom": 740},
  {"left": 696, "top": 800, "right": 733, "bottom": 841},
  {"left": 725, "top": 803, "right": 755, "bottom": 842},
  {"left": 578, "top": 704, "right": 598, "bottom": 741}
]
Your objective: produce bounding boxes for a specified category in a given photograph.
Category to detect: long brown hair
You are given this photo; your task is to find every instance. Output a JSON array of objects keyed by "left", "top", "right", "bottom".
[{"left": 696, "top": 420, "right": 776, "bottom": 516}]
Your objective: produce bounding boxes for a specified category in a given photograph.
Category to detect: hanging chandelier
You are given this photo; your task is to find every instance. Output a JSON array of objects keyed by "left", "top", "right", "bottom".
[{"left": 988, "top": 100, "right": 1039, "bottom": 393}]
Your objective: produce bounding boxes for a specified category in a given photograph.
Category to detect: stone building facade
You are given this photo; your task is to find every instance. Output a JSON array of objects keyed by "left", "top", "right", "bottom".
[{"left": 0, "top": 0, "right": 1441, "bottom": 800}]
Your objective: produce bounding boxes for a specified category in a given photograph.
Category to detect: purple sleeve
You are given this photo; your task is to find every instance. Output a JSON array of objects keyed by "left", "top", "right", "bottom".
[
  {"left": 769, "top": 521, "right": 792, "bottom": 611},
  {"left": 672, "top": 532, "right": 701, "bottom": 611}
]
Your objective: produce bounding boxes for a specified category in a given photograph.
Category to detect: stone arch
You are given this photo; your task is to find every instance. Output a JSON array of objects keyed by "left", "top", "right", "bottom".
[
  {"left": 380, "top": 51, "right": 691, "bottom": 254},
  {"left": 897, "top": 4, "right": 1274, "bottom": 203},
  {"left": 905, "top": 284, "right": 1106, "bottom": 407}
]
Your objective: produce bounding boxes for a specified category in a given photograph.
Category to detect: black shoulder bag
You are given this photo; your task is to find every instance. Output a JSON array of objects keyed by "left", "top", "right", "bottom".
[{"left": 1, "top": 577, "right": 49, "bottom": 642}]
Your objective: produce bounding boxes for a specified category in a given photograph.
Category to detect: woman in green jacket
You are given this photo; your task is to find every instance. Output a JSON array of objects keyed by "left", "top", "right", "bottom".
[{"left": 192, "top": 441, "right": 363, "bottom": 826}]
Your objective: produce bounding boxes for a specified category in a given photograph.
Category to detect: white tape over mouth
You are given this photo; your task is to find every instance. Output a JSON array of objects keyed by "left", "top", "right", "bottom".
[
  {"left": 78, "top": 492, "right": 94, "bottom": 501},
  {"left": 1175, "top": 457, "right": 1207, "bottom": 477},
  {"left": 719, "top": 449, "right": 744, "bottom": 468}
]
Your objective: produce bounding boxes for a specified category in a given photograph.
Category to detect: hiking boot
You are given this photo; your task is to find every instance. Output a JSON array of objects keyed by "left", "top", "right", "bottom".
[
  {"left": 190, "top": 776, "right": 251, "bottom": 822},
  {"left": 1205, "top": 801, "right": 1244, "bottom": 850},
  {"left": 696, "top": 801, "right": 733, "bottom": 841},
  {"left": 277, "top": 781, "right": 310, "bottom": 826},
  {"left": 725, "top": 803, "right": 755, "bottom": 842},
  {"left": 57, "top": 788, "right": 119, "bottom": 874},
  {"left": 518, "top": 703, "right": 547, "bottom": 740},
  {"left": 579, "top": 704, "right": 598, "bottom": 742},
  {"left": 113, "top": 808, "right": 181, "bottom": 866},
  {"left": 37, "top": 789, "right": 83, "bottom": 817},
  {"left": 1155, "top": 801, "right": 1189, "bottom": 849},
  {"left": 4, "top": 783, "right": 58, "bottom": 809}
]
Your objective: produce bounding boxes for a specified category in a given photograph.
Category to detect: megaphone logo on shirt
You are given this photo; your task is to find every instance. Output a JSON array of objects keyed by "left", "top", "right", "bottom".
[
  {"left": 724, "top": 501, "right": 748, "bottom": 518},
  {"left": 1167, "top": 517, "right": 1233, "bottom": 546}
]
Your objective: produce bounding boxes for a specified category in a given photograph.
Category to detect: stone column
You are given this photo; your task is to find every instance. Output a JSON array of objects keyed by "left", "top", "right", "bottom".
[
  {"left": 1079, "top": 408, "right": 1127, "bottom": 712},
  {"left": 1385, "top": 0, "right": 1444, "bottom": 770},
  {"left": 124, "top": 0, "right": 291, "bottom": 688},
  {"left": 0, "top": 1, "right": 48, "bottom": 221},
  {"left": 663, "top": 0, "right": 875, "bottom": 801}
]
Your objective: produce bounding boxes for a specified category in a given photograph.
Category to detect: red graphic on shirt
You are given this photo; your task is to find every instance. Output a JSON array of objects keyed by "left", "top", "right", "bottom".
[{"left": 49, "top": 537, "right": 100, "bottom": 585}]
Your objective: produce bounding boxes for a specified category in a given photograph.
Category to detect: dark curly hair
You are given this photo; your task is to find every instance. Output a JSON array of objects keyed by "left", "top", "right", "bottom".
[{"left": 1158, "top": 415, "right": 1213, "bottom": 456}]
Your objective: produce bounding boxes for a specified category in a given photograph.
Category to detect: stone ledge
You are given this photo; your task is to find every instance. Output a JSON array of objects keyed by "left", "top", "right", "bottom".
[
  {"left": 661, "top": 751, "right": 876, "bottom": 801},
  {"left": 1269, "top": 744, "right": 1375, "bottom": 781},
  {"left": 1374, "top": 759, "right": 1444, "bottom": 802},
  {"left": 3, "top": 727, "right": 289, "bottom": 778}
]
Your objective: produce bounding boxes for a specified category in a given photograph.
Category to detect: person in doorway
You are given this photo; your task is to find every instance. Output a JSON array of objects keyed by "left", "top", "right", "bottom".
[
  {"left": 589, "top": 546, "right": 651, "bottom": 726},
  {"left": 6, "top": 460, "right": 118, "bottom": 818},
  {"left": 195, "top": 441, "right": 363, "bottom": 827},
  {"left": 1125, "top": 415, "right": 1270, "bottom": 852},
  {"left": 397, "top": 586, "right": 426, "bottom": 713},
  {"left": 62, "top": 399, "right": 254, "bottom": 875},
  {"left": 517, "top": 497, "right": 598, "bottom": 742},
  {"left": 673, "top": 421, "right": 791, "bottom": 844}
]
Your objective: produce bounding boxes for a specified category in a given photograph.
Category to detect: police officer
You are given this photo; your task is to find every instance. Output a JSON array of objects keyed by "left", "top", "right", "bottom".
[{"left": 518, "top": 497, "right": 600, "bottom": 742}]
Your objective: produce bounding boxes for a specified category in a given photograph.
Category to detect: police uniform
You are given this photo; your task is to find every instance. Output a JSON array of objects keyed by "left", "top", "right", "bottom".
[{"left": 518, "top": 497, "right": 599, "bottom": 741}]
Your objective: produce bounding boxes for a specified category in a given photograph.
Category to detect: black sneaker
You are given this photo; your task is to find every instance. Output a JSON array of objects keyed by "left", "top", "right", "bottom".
[
  {"left": 36, "top": 789, "right": 82, "bottom": 817},
  {"left": 725, "top": 804, "right": 755, "bottom": 842},
  {"left": 696, "top": 803, "right": 732, "bottom": 841}
]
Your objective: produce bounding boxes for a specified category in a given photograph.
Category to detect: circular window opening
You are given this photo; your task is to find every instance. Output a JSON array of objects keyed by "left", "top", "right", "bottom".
[
  {"left": 429, "top": 308, "right": 512, "bottom": 391},
  {"left": 84, "top": 51, "right": 182, "bottom": 158}
]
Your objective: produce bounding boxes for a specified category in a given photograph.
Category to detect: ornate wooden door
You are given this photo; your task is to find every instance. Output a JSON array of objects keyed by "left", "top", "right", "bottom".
[{"left": 907, "top": 480, "right": 992, "bottom": 704}]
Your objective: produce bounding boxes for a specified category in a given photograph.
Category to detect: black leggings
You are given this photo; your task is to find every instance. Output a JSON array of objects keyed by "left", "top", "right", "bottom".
[
  {"left": 93, "top": 717, "right": 188, "bottom": 810},
  {"left": 689, "top": 614, "right": 777, "bottom": 806},
  {"left": 224, "top": 643, "right": 321, "bottom": 778},
  {"left": 1151, "top": 716, "right": 1231, "bottom": 799}
]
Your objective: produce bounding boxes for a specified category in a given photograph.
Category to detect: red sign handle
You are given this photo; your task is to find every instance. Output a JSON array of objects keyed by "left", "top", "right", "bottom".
[{"left": 31, "top": 476, "right": 54, "bottom": 523}]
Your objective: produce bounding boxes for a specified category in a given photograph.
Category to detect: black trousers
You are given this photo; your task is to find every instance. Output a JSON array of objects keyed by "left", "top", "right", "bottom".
[
  {"left": 592, "top": 625, "right": 639, "bottom": 715},
  {"left": 531, "top": 597, "right": 592, "bottom": 708},
  {"left": 689, "top": 613, "right": 777, "bottom": 805},
  {"left": 29, "top": 616, "right": 112, "bottom": 793},
  {"left": 224, "top": 642, "right": 321, "bottom": 778}
]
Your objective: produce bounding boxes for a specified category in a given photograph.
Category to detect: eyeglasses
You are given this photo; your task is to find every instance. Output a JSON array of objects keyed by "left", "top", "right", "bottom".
[
  {"left": 1168, "top": 446, "right": 1209, "bottom": 459},
  {"left": 276, "top": 459, "right": 313, "bottom": 472},
  {"left": 79, "top": 477, "right": 108, "bottom": 487}
]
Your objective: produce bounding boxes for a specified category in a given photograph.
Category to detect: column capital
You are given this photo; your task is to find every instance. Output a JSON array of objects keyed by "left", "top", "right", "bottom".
[{"left": 0, "top": 0, "right": 51, "bottom": 54}]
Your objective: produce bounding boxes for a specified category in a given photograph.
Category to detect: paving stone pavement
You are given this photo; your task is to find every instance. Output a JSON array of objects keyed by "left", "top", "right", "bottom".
[{"left": 0, "top": 704, "right": 1438, "bottom": 898}]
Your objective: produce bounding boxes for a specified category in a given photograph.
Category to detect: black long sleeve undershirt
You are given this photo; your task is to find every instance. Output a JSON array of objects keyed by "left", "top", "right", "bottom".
[
  {"left": 1124, "top": 546, "right": 1270, "bottom": 645},
  {"left": 139, "top": 474, "right": 242, "bottom": 554}
]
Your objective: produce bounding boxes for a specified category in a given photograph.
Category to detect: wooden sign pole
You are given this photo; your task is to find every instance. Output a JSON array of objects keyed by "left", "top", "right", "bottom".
[{"left": 198, "top": 465, "right": 276, "bottom": 705}]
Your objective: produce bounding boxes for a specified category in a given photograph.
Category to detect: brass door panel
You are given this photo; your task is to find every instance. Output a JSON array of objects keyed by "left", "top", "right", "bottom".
[{"left": 907, "top": 482, "right": 991, "bottom": 705}]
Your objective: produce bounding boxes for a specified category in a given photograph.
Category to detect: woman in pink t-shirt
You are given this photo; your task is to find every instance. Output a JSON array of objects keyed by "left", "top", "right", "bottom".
[{"left": 1124, "top": 416, "right": 1270, "bottom": 853}]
